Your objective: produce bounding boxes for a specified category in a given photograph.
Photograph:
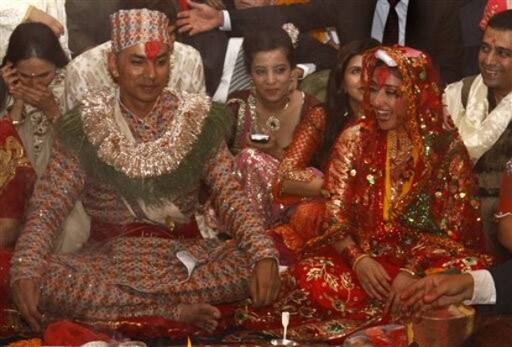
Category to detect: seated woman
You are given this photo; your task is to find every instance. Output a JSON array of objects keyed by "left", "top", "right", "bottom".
[
  {"left": 271, "top": 38, "right": 379, "bottom": 259},
  {"left": 1, "top": 22, "right": 67, "bottom": 175},
  {"left": 1, "top": 22, "right": 91, "bottom": 254},
  {"left": 225, "top": 27, "right": 327, "bottom": 227},
  {"left": 313, "top": 38, "right": 379, "bottom": 171},
  {"left": 231, "top": 45, "right": 493, "bottom": 342},
  {"left": 0, "top": 22, "right": 67, "bottom": 249}
]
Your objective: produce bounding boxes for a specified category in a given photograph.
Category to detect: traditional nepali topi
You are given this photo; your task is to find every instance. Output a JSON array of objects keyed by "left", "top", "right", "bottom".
[{"left": 110, "top": 9, "right": 169, "bottom": 57}]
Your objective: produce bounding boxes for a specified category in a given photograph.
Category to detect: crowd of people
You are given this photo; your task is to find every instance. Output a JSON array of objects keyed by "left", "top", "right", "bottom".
[{"left": 0, "top": 0, "right": 512, "bottom": 345}]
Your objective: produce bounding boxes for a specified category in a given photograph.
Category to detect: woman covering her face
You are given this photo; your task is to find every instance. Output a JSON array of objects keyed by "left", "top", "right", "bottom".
[{"left": 231, "top": 46, "right": 493, "bottom": 342}]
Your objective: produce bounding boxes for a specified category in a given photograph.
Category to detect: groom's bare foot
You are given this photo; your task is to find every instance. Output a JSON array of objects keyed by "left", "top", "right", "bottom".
[{"left": 178, "top": 303, "right": 221, "bottom": 333}]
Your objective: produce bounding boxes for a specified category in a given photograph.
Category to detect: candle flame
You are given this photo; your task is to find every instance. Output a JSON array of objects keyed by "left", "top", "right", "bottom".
[{"left": 187, "top": 336, "right": 192, "bottom": 347}]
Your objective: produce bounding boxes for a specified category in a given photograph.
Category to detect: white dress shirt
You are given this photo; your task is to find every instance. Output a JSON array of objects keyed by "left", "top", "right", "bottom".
[
  {"left": 465, "top": 270, "right": 497, "bottom": 305},
  {"left": 371, "top": 0, "right": 409, "bottom": 45}
]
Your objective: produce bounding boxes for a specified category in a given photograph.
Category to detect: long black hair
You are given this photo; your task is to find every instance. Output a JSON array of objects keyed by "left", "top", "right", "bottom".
[
  {"left": 242, "top": 27, "right": 296, "bottom": 72},
  {"left": 320, "top": 38, "right": 379, "bottom": 164},
  {"left": 0, "top": 22, "right": 68, "bottom": 110}
]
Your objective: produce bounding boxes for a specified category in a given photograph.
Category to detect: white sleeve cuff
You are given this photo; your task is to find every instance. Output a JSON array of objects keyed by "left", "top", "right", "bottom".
[
  {"left": 220, "top": 10, "right": 232, "bottom": 31},
  {"left": 464, "top": 270, "right": 496, "bottom": 305},
  {"left": 297, "top": 63, "right": 316, "bottom": 79}
]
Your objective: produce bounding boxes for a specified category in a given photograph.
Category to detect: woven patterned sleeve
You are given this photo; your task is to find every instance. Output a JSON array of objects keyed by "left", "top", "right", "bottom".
[
  {"left": 203, "top": 141, "right": 278, "bottom": 264},
  {"left": 10, "top": 142, "right": 86, "bottom": 284},
  {"left": 226, "top": 91, "right": 251, "bottom": 154},
  {"left": 273, "top": 104, "right": 326, "bottom": 203},
  {"left": 303, "top": 123, "right": 365, "bottom": 252}
]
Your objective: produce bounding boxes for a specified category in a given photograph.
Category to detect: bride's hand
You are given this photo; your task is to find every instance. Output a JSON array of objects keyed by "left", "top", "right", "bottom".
[
  {"left": 354, "top": 256, "right": 391, "bottom": 300},
  {"left": 385, "top": 271, "right": 417, "bottom": 317}
]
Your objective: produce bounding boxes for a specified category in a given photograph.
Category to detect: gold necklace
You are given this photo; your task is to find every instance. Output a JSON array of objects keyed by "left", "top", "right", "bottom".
[
  {"left": 264, "top": 98, "right": 290, "bottom": 132},
  {"left": 249, "top": 93, "right": 290, "bottom": 133}
]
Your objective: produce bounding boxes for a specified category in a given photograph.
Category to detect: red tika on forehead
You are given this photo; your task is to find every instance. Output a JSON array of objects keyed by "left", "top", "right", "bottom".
[
  {"left": 145, "top": 40, "right": 162, "bottom": 60},
  {"left": 374, "top": 66, "right": 391, "bottom": 88}
]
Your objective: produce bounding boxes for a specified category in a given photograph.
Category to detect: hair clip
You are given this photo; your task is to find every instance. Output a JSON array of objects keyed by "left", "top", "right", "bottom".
[
  {"left": 375, "top": 49, "right": 397, "bottom": 67},
  {"left": 282, "top": 23, "right": 299, "bottom": 49}
]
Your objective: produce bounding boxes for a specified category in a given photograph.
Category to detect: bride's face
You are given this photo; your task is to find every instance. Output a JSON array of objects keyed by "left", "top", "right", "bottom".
[{"left": 369, "top": 66, "right": 407, "bottom": 131}]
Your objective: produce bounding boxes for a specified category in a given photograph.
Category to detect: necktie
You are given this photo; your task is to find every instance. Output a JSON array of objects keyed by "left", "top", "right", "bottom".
[
  {"left": 229, "top": 46, "right": 252, "bottom": 94},
  {"left": 382, "top": 0, "right": 399, "bottom": 45}
]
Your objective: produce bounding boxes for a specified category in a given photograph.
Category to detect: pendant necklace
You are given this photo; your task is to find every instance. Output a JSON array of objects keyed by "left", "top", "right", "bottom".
[{"left": 250, "top": 92, "right": 290, "bottom": 133}]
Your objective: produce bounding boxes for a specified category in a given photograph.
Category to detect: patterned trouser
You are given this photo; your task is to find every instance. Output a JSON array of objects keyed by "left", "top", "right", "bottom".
[{"left": 38, "top": 237, "right": 251, "bottom": 322}]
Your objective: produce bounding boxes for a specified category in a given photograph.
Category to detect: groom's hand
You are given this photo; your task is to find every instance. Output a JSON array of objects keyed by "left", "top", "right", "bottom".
[{"left": 250, "top": 258, "right": 280, "bottom": 307}]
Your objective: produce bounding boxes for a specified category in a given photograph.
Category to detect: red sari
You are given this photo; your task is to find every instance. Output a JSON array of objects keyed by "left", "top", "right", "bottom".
[
  {"left": 0, "top": 117, "right": 35, "bottom": 337},
  {"left": 0, "top": 118, "right": 34, "bottom": 222},
  {"left": 226, "top": 46, "right": 494, "bottom": 343}
]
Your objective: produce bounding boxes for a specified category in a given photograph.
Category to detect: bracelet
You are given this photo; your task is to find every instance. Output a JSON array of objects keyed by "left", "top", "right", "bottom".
[
  {"left": 352, "top": 254, "right": 370, "bottom": 271},
  {"left": 11, "top": 118, "right": 25, "bottom": 126},
  {"left": 7, "top": 109, "right": 25, "bottom": 126},
  {"left": 399, "top": 267, "right": 417, "bottom": 277},
  {"left": 341, "top": 244, "right": 366, "bottom": 268}
]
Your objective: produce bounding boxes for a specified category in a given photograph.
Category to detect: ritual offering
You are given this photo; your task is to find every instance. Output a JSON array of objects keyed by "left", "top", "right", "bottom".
[
  {"left": 270, "top": 312, "right": 298, "bottom": 346},
  {"left": 412, "top": 305, "right": 475, "bottom": 347},
  {"left": 343, "top": 324, "right": 407, "bottom": 347}
]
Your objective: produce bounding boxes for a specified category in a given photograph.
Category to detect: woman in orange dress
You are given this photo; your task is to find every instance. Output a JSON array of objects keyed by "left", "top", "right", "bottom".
[{"left": 223, "top": 27, "right": 327, "bottom": 229}]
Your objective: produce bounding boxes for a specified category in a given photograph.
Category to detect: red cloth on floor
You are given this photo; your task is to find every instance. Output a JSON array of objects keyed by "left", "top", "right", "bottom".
[
  {"left": 0, "top": 251, "right": 12, "bottom": 338},
  {"left": 44, "top": 320, "right": 110, "bottom": 346}
]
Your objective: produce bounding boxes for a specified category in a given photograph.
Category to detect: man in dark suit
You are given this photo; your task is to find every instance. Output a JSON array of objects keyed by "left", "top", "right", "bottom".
[
  {"left": 177, "top": 0, "right": 465, "bottom": 84},
  {"left": 182, "top": 0, "right": 338, "bottom": 98}
]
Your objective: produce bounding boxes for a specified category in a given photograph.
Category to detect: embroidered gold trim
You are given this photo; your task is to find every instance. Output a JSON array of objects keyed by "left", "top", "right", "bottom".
[
  {"left": 227, "top": 97, "right": 247, "bottom": 154},
  {"left": 81, "top": 88, "right": 210, "bottom": 178},
  {"left": 0, "top": 136, "right": 30, "bottom": 191}
]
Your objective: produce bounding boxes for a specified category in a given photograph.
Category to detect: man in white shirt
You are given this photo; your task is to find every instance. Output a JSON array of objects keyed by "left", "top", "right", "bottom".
[
  {"left": 192, "top": 0, "right": 337, "bottom": 102},
  {"left": 403, "top": 9, "right": 512, "bottom": 317},
  {"left": 443, "top": 9, "right": 512, "bottom": 256}
]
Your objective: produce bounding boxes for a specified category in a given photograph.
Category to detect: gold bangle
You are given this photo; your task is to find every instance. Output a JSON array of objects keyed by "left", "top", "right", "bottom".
[
  {"left": 11, "top": 119, "right": 25, "bottom": 126},
  {"left": 399, "top": 267, "right": 417, "bottom": 277},
  {"left": 352, "top": 254, "right": 370, "bottom": 271}
]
